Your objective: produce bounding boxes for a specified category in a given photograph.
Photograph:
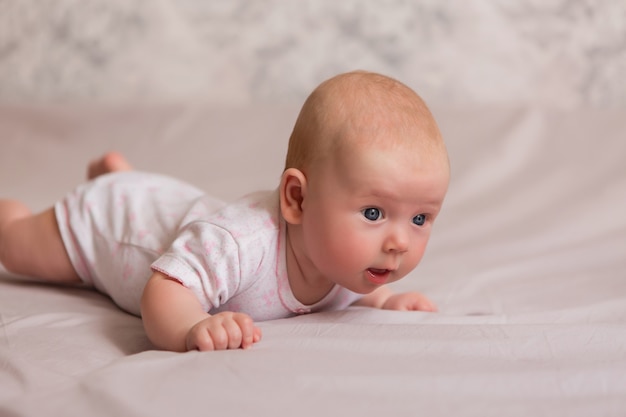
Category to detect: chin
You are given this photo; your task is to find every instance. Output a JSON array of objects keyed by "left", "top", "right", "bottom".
[{"left": 344, "top": 283, "right": 381, "bottom": 295}]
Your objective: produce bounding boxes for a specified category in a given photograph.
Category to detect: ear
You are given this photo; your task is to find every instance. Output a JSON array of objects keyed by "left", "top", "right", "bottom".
[{"left": 279, "top": 168, "right": 307, "bottom": 225}]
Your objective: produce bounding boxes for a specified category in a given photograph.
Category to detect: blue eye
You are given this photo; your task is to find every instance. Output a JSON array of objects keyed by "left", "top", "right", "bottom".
[
  {"left": 413, "top": 214, "right": 426, "bottom": 226},
  {"left": 362, "top": 208, "right": 381, "bottom": 221}
]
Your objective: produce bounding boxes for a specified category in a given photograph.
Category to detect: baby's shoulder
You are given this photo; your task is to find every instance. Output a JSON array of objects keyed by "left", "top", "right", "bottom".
[{"left": 211, "top": 190, "right": 280, "bottom": 232}]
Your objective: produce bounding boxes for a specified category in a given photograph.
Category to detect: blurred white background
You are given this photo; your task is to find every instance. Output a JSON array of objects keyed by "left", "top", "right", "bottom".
[{"left": 1, "top": 0, "right": 625, "bottom": 108}]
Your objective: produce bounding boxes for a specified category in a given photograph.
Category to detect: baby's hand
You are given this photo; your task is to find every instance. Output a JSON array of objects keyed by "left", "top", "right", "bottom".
[
  {"left": 381, "top": 291, "right": 438, "bottom": 312},
  {"left": 185, "top": 312, "right": 262, "bottom": 351}
]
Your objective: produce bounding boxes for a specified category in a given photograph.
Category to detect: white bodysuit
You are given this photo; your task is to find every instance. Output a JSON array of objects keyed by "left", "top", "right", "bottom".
[{"left": 55, "top": 172, "right": 361, "bottom": 319}]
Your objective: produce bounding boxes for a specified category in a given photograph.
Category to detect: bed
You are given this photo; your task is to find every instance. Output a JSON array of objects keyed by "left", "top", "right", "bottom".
[
  {"left": 1, "top": 102, "right": 625, "bottom": 416},
  {"left": 2, "top": 1, "right": 626, "bottom": 415}
]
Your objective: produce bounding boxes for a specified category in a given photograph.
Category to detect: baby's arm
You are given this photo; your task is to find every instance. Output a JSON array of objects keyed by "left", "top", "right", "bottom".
[
  {"left": 352, "top": 286, "right": 437, "bottom": 312},
  {"left": 140, "top": 271, "right": 262, "bottom": 352}
]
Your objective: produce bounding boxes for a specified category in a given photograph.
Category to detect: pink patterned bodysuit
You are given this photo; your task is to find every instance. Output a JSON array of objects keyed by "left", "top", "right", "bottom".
[{"left": 55, "top": 171, "right": 361, "bottom": 319}]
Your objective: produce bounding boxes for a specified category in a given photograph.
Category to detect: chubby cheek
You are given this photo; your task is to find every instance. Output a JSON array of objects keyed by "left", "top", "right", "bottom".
[
  {"left": 301, "top": 213, "right": 332, "bottom": 264},
  {"left": 329, "top": 227, "right": 371, "bottom": 271},
  {"left": 303, "top": 215, "right": 367, "bottom": 273},
  {"left": 401, "top": 236, "right": 430, "bottom": 274}
]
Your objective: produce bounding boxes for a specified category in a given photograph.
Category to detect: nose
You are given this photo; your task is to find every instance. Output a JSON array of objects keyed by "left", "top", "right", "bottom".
[{"left": 383, "top": 225, "right": 409, "bottom": 254}]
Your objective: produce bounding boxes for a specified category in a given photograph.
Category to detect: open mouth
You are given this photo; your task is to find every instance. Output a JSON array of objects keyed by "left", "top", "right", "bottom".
[{"left": 366, "top": 268, "right": 391, "bottom": 285}]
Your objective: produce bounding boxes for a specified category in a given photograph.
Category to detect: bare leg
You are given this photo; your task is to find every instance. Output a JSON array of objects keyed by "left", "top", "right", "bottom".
[
  {"left": 87, "top": 151, "right": 133, "bottom": 180},
  {"left": 0, "top": 203, "right": 80, "bottom": 283},
  {"left": 1, "top": 151, "right": 133, "bottom": 283}
]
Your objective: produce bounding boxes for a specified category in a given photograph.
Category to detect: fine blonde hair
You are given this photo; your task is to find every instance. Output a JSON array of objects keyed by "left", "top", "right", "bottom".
[{"left": 284, "top": 70, "right": 442, "bottom": 172}]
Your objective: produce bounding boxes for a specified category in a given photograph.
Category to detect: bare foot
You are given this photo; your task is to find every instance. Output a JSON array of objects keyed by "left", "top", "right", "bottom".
[{"left": 87, "top": 152, "right": 133, "bottom": 180}]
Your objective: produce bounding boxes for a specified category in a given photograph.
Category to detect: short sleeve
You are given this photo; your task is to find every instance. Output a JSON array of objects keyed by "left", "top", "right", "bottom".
[{"left": 151, "top": 221, "right": 241, "bottom": 312}]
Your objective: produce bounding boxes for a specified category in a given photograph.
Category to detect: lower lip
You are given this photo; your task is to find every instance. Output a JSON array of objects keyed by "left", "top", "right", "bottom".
[{"left": 366, "top": 269, "right": 390, "bottom": 285}]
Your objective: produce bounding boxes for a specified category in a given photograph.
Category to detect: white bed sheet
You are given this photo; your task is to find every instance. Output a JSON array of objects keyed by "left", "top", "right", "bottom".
[{"left": 1, "top": 103, "right": 625, "bottom": 416}]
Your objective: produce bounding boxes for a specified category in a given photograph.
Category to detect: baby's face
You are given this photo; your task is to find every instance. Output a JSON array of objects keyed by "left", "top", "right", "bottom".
[{"left": 299, "top": 141, "right": 449, "bottom": 294}]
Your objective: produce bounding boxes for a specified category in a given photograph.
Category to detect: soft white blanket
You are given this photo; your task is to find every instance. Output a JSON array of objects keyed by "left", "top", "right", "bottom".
[{"left": 1, "top": 103, "right": 625, "bottom": 416}]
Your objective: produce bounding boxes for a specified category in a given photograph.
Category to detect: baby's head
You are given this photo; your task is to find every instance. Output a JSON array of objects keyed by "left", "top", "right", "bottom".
[
  {"left": 280, "top": 71, "right": 449, "bottom": 295},
  {"left": 284, "top": 70, "right": 446, "bottom": 175}
]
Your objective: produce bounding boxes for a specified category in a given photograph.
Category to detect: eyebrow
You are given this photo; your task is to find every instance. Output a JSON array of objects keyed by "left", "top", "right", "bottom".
[
  {"left": 366, "top": 188, "right": 402, "bottom": 200},
  {"left": 357, "top": 187, "right": 442, "bottom": 208}
]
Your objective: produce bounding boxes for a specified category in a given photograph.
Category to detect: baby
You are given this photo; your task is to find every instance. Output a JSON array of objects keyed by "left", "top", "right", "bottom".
[{"left": 0, "top": 71, "right": 450, "bottom": 352}]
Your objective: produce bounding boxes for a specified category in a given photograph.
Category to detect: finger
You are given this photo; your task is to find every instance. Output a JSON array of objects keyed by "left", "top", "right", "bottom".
[
  {"left": 222, "top": 318, "right": 243, "bottom": 350},
  {"left": 187, "top": 325, "right": 215, "bottom": 352},
  {"left": 414, "top": 297, "right": 437, "bottom": 312},
  {"left": 253, "top": 326, "right": 262, "bottom": 343},
  {"left": 232, "top": 314, "right": 255, "bottom": 349},
  {"left": 208, "top": 322, "right": 230, "bottom": 350}
]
